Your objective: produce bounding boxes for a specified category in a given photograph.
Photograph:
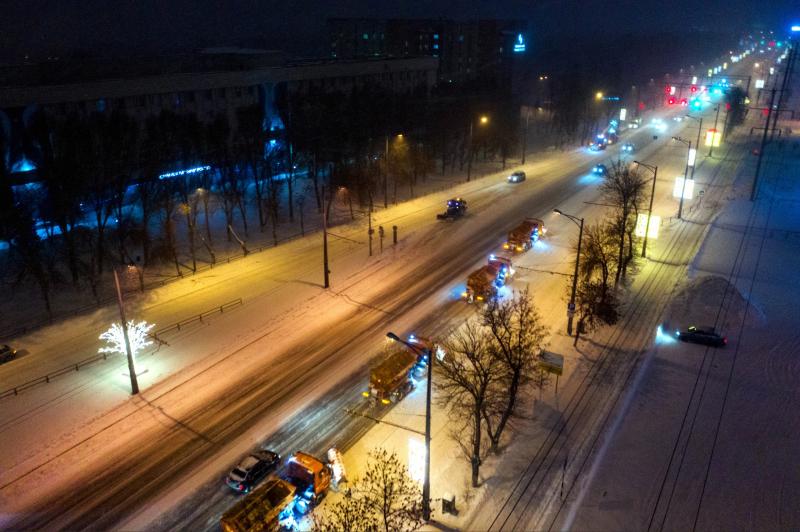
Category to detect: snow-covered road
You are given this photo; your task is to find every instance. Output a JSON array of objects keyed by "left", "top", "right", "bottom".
[{"left": 0, "top": 90, "right": 704, "bottom": 528}]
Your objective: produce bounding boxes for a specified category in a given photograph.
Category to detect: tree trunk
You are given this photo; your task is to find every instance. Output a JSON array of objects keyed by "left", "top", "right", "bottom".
[
  {"left": 488, "top": 372, "right": 520, "bottom": 452},
  {"left": 186, "top": 212, "right": 196, "bottom": 272},
  {"left": 203, "top": 195, "right": 212, "bottom": 243},
  {"left": 472, "top": 405, "right": 482, "bottom": 487}
]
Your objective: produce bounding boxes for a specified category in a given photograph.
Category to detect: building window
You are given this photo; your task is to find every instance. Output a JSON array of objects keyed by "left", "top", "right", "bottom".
[
  {"left": 363, "top": 33, "right": 369, "bottom": 40},
  {"left": 433, "top": 34, "right": 439, "bottom": 39},
  {"left": 96, "top": 99, "right": 106, "bottom": 112},
  {"left": 459, "top": 35, "right": 464, "bottom": 42},
  {"left": 433, "top": 43, "right": 439, "bottom": 50}
]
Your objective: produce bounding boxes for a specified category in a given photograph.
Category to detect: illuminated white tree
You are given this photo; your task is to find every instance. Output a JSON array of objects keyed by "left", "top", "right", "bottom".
[{"left": 98, "top": 321, "right": 155, "bottom": 360}]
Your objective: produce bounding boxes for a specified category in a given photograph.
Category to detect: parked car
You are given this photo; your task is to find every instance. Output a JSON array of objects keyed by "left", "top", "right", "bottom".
[
  {"left": 676, "top": 326, "right": 727, "bottom": 347},
  {"left": 592, "top": 163, "right": 607, "bottom": 175},
  {"left": 0, "top": 344, "right": 17, "bottom": 364},
  {"left": 621, "top": 142, "right": 635, "bottom": 153},
  {"left": 507, "top": 170, "right": 526, "bottom": 183},
  {"left": 225, "top": 450, "right": 281, "bottom": 493}
]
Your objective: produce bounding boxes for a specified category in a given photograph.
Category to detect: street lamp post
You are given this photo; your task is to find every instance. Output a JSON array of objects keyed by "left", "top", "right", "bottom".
[
  {"left": 685, "top": 115, "right": 703, "bottom": 179},
  {"left": 466, "top": 115, "right": 488, "bottom": 182},
  {"left": 634, "top": 161, "right": 658, "bottom": 258},
  {"left": 554, "top": 209, "right": 584, "bottom": 337},
  {"left": 386, "top": 332, "right": 433, "bottom": 522},
  {"left": 384, "top": 134, "right": 390, "bottom": 208},
  {"left": 113, "top": 269, "right": 139, "bottom": 395},
  {"left": 521, "top": 108, "right": 531, "bottom": 165},
  {"left": 322, "top": 185, "right": 330, "bottom": 288},
  {"left": 708, "top": 104, "right": 721, "bottom": 157},
  {"left": 672, "top": 137, "right": 692, "bottom": 219}
]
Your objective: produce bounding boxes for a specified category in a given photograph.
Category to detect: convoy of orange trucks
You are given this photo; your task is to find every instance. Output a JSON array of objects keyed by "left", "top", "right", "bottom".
[
  {"left": 218, "top": 192, "right": 551, "bottom": 530},
  {"left": 220, "top": 451, "right": 332, "bottom": 531}
]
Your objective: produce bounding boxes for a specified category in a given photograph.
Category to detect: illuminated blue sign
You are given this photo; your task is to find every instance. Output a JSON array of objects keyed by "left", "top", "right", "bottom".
[
  {"left": 159, "top": 165, "right": 211, "bottom": 180},
  {"left": 11, "top": 157, "right": 36, "bottom": 173},
  {"left": 513, "top": 34, "right": 526, "bottom": 53},
  {"left": 791, "top": 25, "right": 800, "bottom": 32}
]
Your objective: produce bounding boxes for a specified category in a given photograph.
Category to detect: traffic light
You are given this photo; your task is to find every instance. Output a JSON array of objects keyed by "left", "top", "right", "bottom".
[
  {"left": 665, "top": 84, "right": 672, "bottom": 94},
  {"left": 690, "top": 85, "right": 698, "bottom": 93},
  {"left": 668, "top": 96, "right": 676, "bottom": 105}
]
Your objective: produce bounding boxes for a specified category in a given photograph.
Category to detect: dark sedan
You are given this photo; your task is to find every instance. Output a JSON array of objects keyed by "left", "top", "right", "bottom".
[{"left": 676, "top": 326, "right": 727, "bottom": 347}]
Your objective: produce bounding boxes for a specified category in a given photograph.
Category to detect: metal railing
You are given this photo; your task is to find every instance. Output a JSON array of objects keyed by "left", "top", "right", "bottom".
[{"left": 0, "top": 298, "right": 243, "bottom": 400}]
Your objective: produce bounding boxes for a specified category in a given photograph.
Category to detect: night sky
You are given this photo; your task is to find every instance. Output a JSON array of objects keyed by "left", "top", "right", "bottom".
[{"left": 0, "top": 0, "right": 796, "bottom": 64}]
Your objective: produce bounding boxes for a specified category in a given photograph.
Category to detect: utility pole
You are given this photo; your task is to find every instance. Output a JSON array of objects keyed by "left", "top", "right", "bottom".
[
  {"left": 771, "top": 44, "right": 795, "bottom": 140},
  {"left": 368, "top": 195, "right": 373, "bottom": 257},
  {"left": 466, "top": 120, "right": 474, "bottom": 182},
  {"left": 322, "top": 185, "right": 330, "bottom": 288},
  {"left": 634, "top": 161, "right": 658, "bottom": 258},
  {"left": 673, "top": 137, "right": 692, "bottom": 220},
  {"left": 386, "top": 333, "right": 433, "bottom": 522},
  {"left": 555, "top": 209, "right": 584, "bottom": 336},
  {"left": 708, "top": 104, "right": 721, "bottom": 158},
  {"left": 384, "top": 134, "right": 389, "bottom": 208},
  {"left": 690, "top": 117, "right": 702, "bottom": 180},
  {"left": 751, "top": 88, "right": 777, "bottom": 202},
  {"left": 113, "top": 269, "right": 139, "bottom": 395},
  {"left": 521, "top": 108, "right": 530, "bottom": 165}
]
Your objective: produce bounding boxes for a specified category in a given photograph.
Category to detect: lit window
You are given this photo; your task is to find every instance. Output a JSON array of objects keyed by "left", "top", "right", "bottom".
[
  {"left": 433, "top": 34, "right": 439, "bottom": 39},
  {"left": 363, "top": 33, "right": 368, "bottom": 40},
  {"left": 433, "top": 44, "right": 439, "bottom": 49}
]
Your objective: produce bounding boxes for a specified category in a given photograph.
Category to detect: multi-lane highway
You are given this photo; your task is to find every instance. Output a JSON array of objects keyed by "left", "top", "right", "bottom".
[{"left": 0, "top": 47, "right": 770, "bottom": 530}]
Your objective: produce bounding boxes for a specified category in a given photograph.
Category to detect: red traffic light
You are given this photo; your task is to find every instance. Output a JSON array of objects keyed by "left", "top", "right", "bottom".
[
  {"left": 665, "top": 84, "right": 672, "bottom": 94},
  {"left": 680, "top": 98, "right": 688, "bottom": 106},
  {"left": 762, "top": 108, "right": 769, "bottom": 116},
  {"left": 668, "top": 96, "right": 676, "bottom": 105},
  {"left": 725, "top": 102, "right": 731, "bottom": 111},
  {"left": 690, "top": 85, "right": 698, "bottom": 93}
]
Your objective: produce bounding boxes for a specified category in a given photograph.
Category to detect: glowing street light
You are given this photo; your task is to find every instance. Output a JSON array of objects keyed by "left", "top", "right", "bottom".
[
  {"left": 467, "top": 115, "right": 489, "bottom": 181},
  {"left": 595, "top": 91, "right": 604, "bottom": 100}
]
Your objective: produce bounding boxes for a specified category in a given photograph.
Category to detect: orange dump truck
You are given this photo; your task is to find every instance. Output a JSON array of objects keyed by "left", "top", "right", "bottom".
[{"left": 503, "top": 218, "right": 545, "bottom": 252}]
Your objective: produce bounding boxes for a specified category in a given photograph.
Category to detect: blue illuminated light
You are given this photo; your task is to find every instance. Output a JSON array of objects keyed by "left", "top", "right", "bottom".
[
  {"left": 513, "top": 34, "right": 526, "bottom": 53},
  {"left": 158, "top": 165, "right": 211, "bottom": 180},
  {"left": 791, "top": 25, "right": 800, "bottom": 32},
  {"left": 11, "top": 157, "right": 36, "bottom": 173}
]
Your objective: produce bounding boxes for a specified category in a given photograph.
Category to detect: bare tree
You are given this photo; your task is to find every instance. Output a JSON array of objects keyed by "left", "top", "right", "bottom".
[
  {"left": 313, "top": 488, "right": 375, "bottom": 532},
  {"left": 313, "top": 448, "right": 421, "bottom": 532},
  {"left": 577, "top": 221, "right": 617, "bottom": 298},
  {"left": 572, "top": 279, "right": 621, "bottom": 346},
  {"left": 599, "top": 161, "right": 647, "bottom": 285},
  {"left": 436, "top": 318, "right": 504, "bottom": 487},
  {"left": 360, "top": 448, "right": 424, "bottom": 532},
  {"left": 481, "top": 288, "right": 549, "bottom": 452}
]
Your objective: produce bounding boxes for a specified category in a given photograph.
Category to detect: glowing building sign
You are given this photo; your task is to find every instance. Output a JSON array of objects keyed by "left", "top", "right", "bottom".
[
  {"left": 635, "top": 213, "right": 661, "bottom": 238},
  {"left": 408, "top": 438, "right": 426, "bottom": 483},
  {"left": 158, "top": 165, "right": 211, "bottom": 180},
  {"left": 513, "top": 34, "right": 526, "bottom": 53},
  {"left": 673, "top": 177, "right": 695, "bottom": 200}
]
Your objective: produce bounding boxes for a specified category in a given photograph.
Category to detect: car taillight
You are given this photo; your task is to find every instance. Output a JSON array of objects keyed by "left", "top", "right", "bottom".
[
  {"left": 723, "top": 338, "right": 728, "bottom": 344},
  {"left": 239, "top": 483, "right": 244, "bottom": 491}
]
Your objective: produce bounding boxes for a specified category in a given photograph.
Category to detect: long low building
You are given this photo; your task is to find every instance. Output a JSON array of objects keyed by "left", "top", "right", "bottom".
[{"left": 0, "top": 50, "right": 439, "bottom": 176}]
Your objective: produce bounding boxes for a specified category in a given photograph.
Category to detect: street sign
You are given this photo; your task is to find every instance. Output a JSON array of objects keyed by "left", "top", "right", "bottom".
[{"left": 539, "top": 351, "right": 564, "bottom": 376}]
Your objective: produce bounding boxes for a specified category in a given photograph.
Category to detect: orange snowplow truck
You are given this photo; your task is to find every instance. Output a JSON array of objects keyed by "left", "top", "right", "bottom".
[
  {"left": 219, "top": 477, "right": 296, "bottom": 532},
  {"left": 503, "top": 218, "right": 545, "bottom": 252}
]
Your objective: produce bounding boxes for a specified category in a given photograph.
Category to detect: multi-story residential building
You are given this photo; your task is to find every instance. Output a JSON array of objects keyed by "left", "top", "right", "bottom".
[
  {"left": 328, "top": 18, "right": 528, "bottom": 89},
  {"left": 0, "top": 49, "right": 438, "bottom": 178}
]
